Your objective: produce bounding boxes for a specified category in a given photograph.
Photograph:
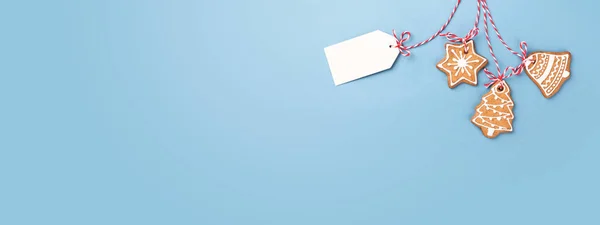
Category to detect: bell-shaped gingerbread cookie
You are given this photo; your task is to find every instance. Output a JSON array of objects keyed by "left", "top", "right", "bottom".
[{"left": 524, "top": 51, "right": 571, "bottom": 98}]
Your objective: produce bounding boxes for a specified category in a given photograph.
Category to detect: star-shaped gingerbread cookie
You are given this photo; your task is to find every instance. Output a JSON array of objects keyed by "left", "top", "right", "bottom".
[{"left": 436, "top": 40, "right": 488, "bottom": 88}]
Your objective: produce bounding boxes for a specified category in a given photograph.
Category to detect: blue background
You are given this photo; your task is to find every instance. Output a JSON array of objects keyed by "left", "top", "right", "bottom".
[{"left": 1, "top": 0, "right": 598, "bottom": 224}]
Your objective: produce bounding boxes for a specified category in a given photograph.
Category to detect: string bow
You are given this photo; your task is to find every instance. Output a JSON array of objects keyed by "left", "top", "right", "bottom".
[
  {"left": 391, "top": 29, "right": 412, "bottom": 57},
  {"left": 440, "top": 27, "right": 479, "bottom": 52},
  {"left": 510, "top": 41, "right": 532, "bottom": 75},
  {"left": 440, "top": 27, "right": 479, "bottom": 44},
  {"left": 483, "top": 69, "right": 505, "bottom": 88}
]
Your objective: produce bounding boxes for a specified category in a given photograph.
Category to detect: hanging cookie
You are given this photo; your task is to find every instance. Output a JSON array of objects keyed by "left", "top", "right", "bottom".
[
  {"left": 436, "top": 0, "right": 485, "bottom": 89},
  {"left": 524, "top": 51, "right": 572, "bottom": 98},
  {"left": 471, "top": 81, "right": 514, "bottom": 139},
  {"left": 436, "top": 40, "right": 488, "bottom": 88}
]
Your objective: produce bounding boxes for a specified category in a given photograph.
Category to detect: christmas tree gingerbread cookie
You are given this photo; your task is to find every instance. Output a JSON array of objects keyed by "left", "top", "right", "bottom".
[
  {"left": 471, "top": 81, "right": 515, "bottom": 139},
  {"left": 436, "top": 40, "right": 488, "bottom": 88},
  {"left": 524, "top": 51, "right": 572, "bottom": 98}
]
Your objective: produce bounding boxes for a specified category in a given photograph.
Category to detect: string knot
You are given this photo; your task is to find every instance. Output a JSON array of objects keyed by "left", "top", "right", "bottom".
[
  {"left": 392, "top": 29, "right": 412, "bottom": 56},
  {"left": 440, "top": 27, "right": 479, "bottom": 52},
  {"left": 483, "top": 68, "right": 505, "bottom": 88}
]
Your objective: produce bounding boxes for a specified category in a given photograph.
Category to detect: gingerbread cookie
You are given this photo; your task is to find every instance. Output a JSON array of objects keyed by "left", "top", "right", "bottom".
[
  {"left": 524, "top": 51, "right": 571, "bottom": 98},
  {"left": 436, "top": 40, "right": 488, "bottom": 88},
  {"left": 471, "top": 81, "right": 515, "bottom": 139}
]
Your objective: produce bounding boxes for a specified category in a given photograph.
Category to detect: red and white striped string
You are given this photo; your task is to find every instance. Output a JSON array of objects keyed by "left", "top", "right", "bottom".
[
  {"left": 440, "top": 0, "right": 482, "bottom": 53},
  {"left": 392, "top": 0, "right": 462, "bottom": 56},
  {"left": 480, "top": 0, "right": 525, "bottom": 58},
  {"left": 480, "top": 0, "right": 533, "bottom": 88},
  {"left": 391, "top": 0, "right": 534, "bottom": 88}
]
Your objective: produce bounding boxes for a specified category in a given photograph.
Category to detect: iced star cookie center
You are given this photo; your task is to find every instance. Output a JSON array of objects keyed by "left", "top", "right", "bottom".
[{"left": 457, "top": 58, "right": 468, "bottom": 68}]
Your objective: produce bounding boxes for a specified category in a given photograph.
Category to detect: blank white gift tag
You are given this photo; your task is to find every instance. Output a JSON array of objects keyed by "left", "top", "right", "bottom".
[{"left": 324, "top": 30, "right": 400, "bottom": 86}]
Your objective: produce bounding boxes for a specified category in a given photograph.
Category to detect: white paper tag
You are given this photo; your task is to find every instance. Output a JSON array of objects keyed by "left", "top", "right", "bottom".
[{"left": 324, "top": 30, "right": 400, "bottom": 86}]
